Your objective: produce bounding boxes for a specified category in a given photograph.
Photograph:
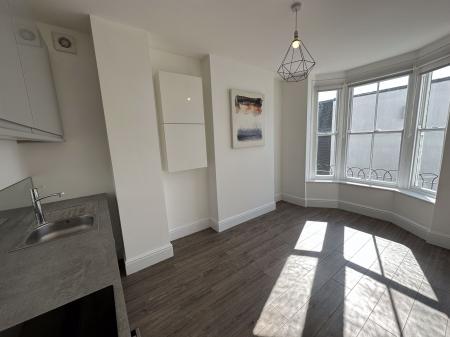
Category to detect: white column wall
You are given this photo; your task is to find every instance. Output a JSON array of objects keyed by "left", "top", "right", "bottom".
[{"left": 91, "top": 16, "right": 172, "bottom": 274}]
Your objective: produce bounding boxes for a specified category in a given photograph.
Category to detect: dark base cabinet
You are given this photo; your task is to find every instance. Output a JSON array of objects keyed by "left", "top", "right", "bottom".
[{"left": 0, "top": 286, "right": 118, "bottom": 337}]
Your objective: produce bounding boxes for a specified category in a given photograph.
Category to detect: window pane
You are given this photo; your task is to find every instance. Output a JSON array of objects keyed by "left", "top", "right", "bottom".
[
  {"left": 354, "top": 83, "right": 377, "bottom": 95},
  {"left": 351, "top": 92, "right": 376, "bottom": 132},
  {"left": 346, "top": 134, "right": 372, "bottom": 179},
  {"left": 318, "top": 90, "right": 337, "bottom": 133},
  {"left": 432, "top": 64, "right": 450, "bottom": 80},
  {"left": 424, "top": 74, "right": 450, "bottom": 128},
  {"left": 371, "top": 133, "right": 402, "bottom": 183},
  {"left": 316, "top": 135, "right": 335, "bottom": 176},
  {"left": 379, "top": 75, "right": 409, "bottom": 90},
  {"left": 376, "top": 85, "right": 407, "bottom": 131},
  {"left": 415, "top": 130, "right": 445, "bottom": 191}
]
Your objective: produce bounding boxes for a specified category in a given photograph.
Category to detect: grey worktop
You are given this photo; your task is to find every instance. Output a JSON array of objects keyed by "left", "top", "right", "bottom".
[{"left": 0, "top": 194, "right": 130, "bottom": 337}]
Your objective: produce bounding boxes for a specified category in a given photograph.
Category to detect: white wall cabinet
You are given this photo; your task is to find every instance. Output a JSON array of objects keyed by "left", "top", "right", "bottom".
[
  {"left": 0, "top": 0, "right": 63, "bottom": 140},
  {"left": 0, "top": 1, "right": 34, "bottom": 128},
  {"left": 16, "top": 24, "right": 62, "bottom": 135},
  {"left": 155, "top": 71, "right": 207, "bottom": 172},
  {"left": 157, "top": 71, "right": 204, "bottom": 124},
  {"left": 161, "top": 124, "right": 207, "bottom": 172}
]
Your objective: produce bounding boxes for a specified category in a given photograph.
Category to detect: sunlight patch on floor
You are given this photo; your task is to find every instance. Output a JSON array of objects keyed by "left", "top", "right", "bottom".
[
  {"left": 294, "top": 221, "right": 328, "bottom": 252},
  {"left": 342, "top": 227, "right": 371, "bottom": 259},
  {"left": 253, "top": 253, "right": 319, "bottom": 336},
  {"left": 253, "top": 223, "right": 444, "bottom": 337}
]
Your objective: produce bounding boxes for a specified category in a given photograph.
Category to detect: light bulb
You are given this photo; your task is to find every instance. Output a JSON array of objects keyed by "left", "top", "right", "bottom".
[
  {"left": 186, "top": 97, "right": 191, "bottom": 102},
  {"left": 292, "top": 39, "right": 300, "bottom": 49}
]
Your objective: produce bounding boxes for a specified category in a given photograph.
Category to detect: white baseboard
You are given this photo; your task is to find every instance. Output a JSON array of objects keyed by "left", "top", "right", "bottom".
[
  {"left": 427, "top": 231, "right": 450, "bottom": 250},
  {"left": 281, "top": 193, "right": 306, "bottom": 207},
  {"left": 125, "top": 243, "right": 174, "bottom": 275},
  {"left": 213, "top": 201, "right": 276, "bottom": 232},
  {"left": 338, "top": 200, "right": 430, "bottom": 240},
  {"left": 210, "top": 218, "right": 219, "bottom": 232},
  {"left": 280, "top": 195, "right": 440, "bottom": 247},
  {"left": 305, "top": 198, "right": 339, "bottom": 208},
  {"left": 339, "top": 200, "right": 392, "bottom": 222},
  {"left": 392, "top": 213, "right": 429, "bottom": 240},
  {"left": 169, "top": 218, "right": 211, "bottom": 241},
  {"left": 275, "top": 193, "right": 282, "bottom": 202}
]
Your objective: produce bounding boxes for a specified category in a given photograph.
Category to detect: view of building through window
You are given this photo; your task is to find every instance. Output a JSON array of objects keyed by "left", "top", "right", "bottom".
[
  {"left": 316, "top": 90, "right": 337, "bottom": 176},
  {"left": 413, "top": 65, "right": 450, "bottom": 191},
  {"left": 346, "top": 75, "right": 408, "bottom": 183}
]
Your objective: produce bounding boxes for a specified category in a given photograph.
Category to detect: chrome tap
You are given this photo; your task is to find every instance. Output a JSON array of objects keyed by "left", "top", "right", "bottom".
[{"left": 30, "top": 188, "right": 64, "bottom": 227}]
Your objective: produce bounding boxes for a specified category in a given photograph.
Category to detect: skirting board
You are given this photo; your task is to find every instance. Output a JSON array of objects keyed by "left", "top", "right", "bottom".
[
  {"left": 305, "top": 198, "right": 339, "bottom": 208},
  {"left": 338, "top": 200, "right": 429, "bottom": 240},
  {"left": 281, "top": 196, "right": 438, "bottom": 248},
  {"left": 280, "top": 193, "right": 306, "bottom": 207},
  {"left": 169, "top": 218, "right": 211, "bottom": 241},
  {"left": 211, "top": 201, "right": 276, "bottom": 232},
  {"left": 125, "top": 243, "right": 174, "bottom": 275},
  {"left": 427, "top": 231, "right": 450, "bottom": 250}
]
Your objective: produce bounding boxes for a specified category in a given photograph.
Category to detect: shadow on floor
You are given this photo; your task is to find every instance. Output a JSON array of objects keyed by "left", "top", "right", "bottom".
[{"left": 122, "top": 201, "right": 450, "bottom": 337}]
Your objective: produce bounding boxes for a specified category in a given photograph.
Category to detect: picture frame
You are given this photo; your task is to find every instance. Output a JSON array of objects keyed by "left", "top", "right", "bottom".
[{"left": 230, "top": 89, "right": 265, "bottom": 148}]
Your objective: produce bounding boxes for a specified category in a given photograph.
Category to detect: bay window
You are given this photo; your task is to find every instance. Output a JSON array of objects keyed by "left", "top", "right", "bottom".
[{"left": 310, "top": 62, "right": 450, "bottom": 198}]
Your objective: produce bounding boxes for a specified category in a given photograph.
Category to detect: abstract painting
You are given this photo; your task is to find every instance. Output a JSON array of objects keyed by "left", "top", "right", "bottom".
[{"left": 230, "top": 89, "right": 265, "bottom": 148}]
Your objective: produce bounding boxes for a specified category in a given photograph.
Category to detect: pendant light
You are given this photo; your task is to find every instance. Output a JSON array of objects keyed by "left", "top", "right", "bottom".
[{"left": 277, "top": 2, "right": 316, "bottom": 82}]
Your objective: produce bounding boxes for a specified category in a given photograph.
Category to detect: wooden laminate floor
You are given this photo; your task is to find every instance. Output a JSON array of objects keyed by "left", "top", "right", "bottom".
[{"left": 123, "top": 202, "right": 450, "bottom": 337}]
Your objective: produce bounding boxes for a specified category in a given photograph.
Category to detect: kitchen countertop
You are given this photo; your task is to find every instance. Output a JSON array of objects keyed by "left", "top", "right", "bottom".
[{"left": 0, "top": 194, "right": 130, "bottom": 337}]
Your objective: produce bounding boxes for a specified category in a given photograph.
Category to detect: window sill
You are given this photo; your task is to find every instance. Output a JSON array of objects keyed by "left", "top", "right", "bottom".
[{"left": 306, "top": 179, "right": 436, "bottom": 204}]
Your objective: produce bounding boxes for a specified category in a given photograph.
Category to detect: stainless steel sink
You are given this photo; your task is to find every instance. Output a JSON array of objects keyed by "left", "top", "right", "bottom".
[{"left": 12, "top": 215, "right": 96, "bottom": 251}]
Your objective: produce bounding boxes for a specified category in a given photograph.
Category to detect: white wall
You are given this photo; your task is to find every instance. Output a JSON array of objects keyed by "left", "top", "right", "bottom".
[
  {"left": 305, "top": 181, "right": 339, "bottom": 205},
  {"left": 206, "top": 54, "right": 275, "bottom": 229},
  {"left": 280, "top": 81, "right": 308, "bottom": 205},
  {"left": 393, "top": 193, "right": 434, "bottom": 233},
  {"left": 274, "top": 79, "right": 282, "bottom": 200},
  {"left": 147, "top": 48, "right": 210, "bottom": 240},
  {"left": 91, "top": 16, "right": 172, "bottom": 275},
  {"left": 18, "top": 23, "right": 115, "bottom": 200},
  {"left": 430, "top": 122, "right": 450, "bottom": 248},
  {"left": 0, "top": 140, "right": 28, "bottom": 190},
  {"left": 201, "top": 58, "right": 219, "bottom": 223}
]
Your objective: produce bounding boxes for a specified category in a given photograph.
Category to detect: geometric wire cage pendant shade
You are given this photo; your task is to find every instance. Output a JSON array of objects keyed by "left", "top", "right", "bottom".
[
  {"left": 277, "top": 1, "right": 316, "bottom": 82},
  {"left": 277, "top": 39, "right": 315, "bottom": 81}
]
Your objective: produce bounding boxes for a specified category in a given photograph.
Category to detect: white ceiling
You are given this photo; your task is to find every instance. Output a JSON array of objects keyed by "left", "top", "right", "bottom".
[{"left": 29, "top": 0, "right": 450, "bottom": 74}]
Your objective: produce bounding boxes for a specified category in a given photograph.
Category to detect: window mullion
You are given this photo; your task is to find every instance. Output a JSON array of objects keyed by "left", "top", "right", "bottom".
[
  {"left": 418, "top": 127, "right": 446, "bottom": 132},
  {"left": 368, "top": 83, "right": 380, "bottom": 181},
  {"left": 343, "top": 87, "right": 353, "bottom": 180},
  {"left": 373, "top": 82, "right": 380, "bottom": 131},
  {"left": 336, "top": 85, "right": 348, "bottom": 180},
  {"left": 317, "top": 132, "right": 337, "bottom": 136},
  {"left": 368, "top": 132, "right": 375, "bottom": 181},
  {"left": 311, "top": 89, "right": 319, "bottom": 179},
  {"left": 398, "top": 71, "right": 418, "bottom": 189}
]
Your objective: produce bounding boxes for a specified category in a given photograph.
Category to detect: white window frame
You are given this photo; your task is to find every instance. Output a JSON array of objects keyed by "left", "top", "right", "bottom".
[
  {"left": 344, "top": 74, "right": 410, "bottom": 187},
  {"left": 409, "top": 64, "right": 450, "bottom": 197},
  {"left": 310, "top": 87, "right": 342, "bottom": 180}
]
